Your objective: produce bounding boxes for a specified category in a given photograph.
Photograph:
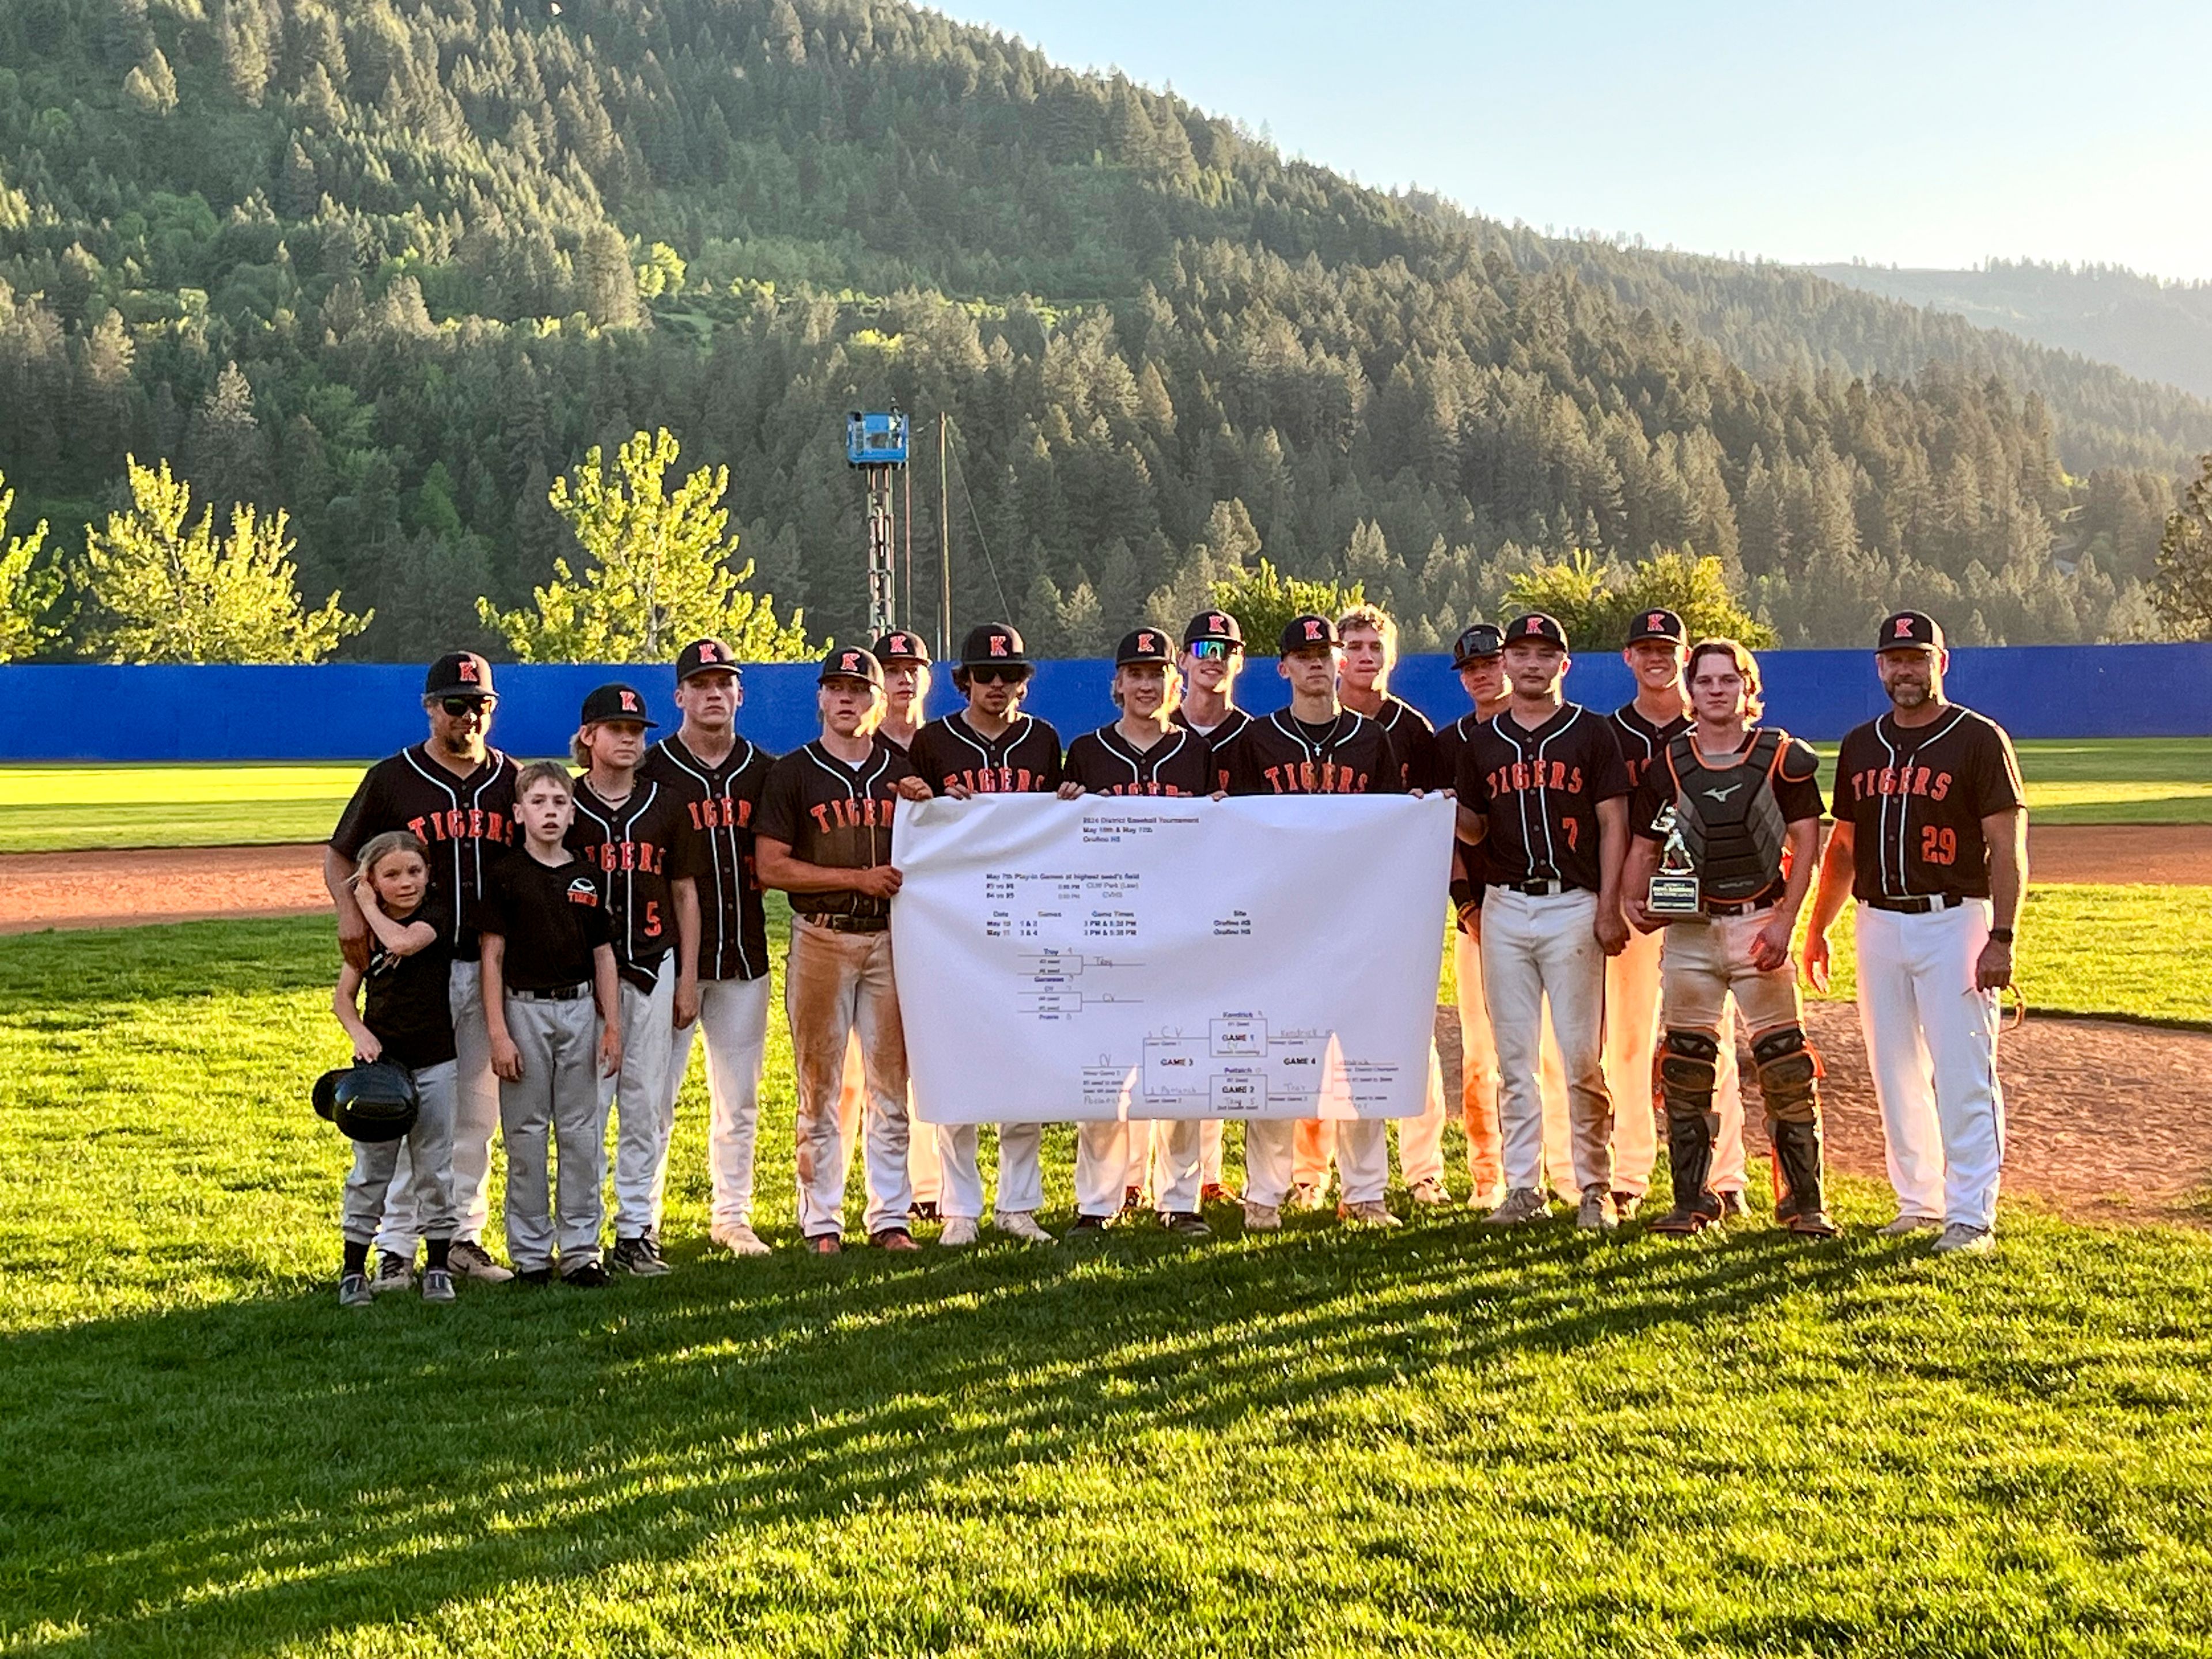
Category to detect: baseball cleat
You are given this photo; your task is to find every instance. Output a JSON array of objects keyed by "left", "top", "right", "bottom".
[
  {"left": 447, "top": 1240, "right": 514, "bottom": 1283},
  {"left": 870, "top": 1228, "right": 920, "bottom": 1251},
  {"left": 1931, "top": 1223, "right": 1996, "bottom": 1255},
  {"left": 1338, "top": 1199, "right": 1401, "bottom": 1228},
  {"left": 515, "top": 1267, "right": 552, "bottom": 1286},
  {"left": 1162, "top": 1210, "right": 1212, "bottom": 1237},
  {"left": 1240, "top": 1200, "right": 1281, "bottom": 1232},
  {"left": 1122, "top": 1185, "right": 1143, "bottom": 1213},
  {"left": 1611, "top": 1191, "right": 1643, "bottom": 1222},
  {"left": 1717, "top": 1190, "right": 1749, "bottom": 1218},
  {"left": 560, "top": 1261, "right": 612, "bottom": 1287},
  {"left": 938, "top": 1217, "right": 980, "bottom": 1247},
  {"left": 908, "top": 1200, "right": 941, "bottom": 1224},
  {"left": 994, "top": 1210, "right": 1055, "bottom": 1244},
  {"left": 338, "top": 1273, "right": 373, "bottom": 1308},
  {"left": 1577, "top": 1185, "right": 1620, "bottom": 1231},
  {"left": 369, "top": 1250, "right": 416, "bottom": 1295},
  {"left": 1647, "top": 1199, "right": 1723, "bottom": 1236},
  {"left": 805, "top": 1234, "right": 843, "bottom": 1256},
  {"left": 1067, "top": 1213, "right": 1112, "bottom": 1238},
  {"left": 713, "top": 1222, "right": 772, "bottom": 1257},
  {"left": 1782, "top": 1209, "right": 1840, "bottom": 1239},
  {"left": 611, "top": 1236, "right": 672, "bottom": 1277},
  {"left": 1407, "top": 1177, "right": 1452, "bottom": 1207},
  {"left": 419, "top": 1268, "right": 457, "bottom": 1304},
  {"left": 1879, "top": 1213, "right": 1942, "bottom": 1237},
  {"left": 1485, "top": 1187, "right": 1551, "bottom": 1226}
]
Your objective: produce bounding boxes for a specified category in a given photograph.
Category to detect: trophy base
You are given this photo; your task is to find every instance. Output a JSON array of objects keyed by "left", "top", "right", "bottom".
[{"left": 1646, "top": 875, "right": 1703, "bottom": 918}]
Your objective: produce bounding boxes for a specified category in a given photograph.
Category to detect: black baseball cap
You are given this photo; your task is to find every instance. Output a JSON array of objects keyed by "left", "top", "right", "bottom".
[
  {"left": 675, "top": 638, "right": 740, "bottom": 681},
  {"left": 1183, "top": 609, "right": 1244, "bottom": 649},
  {"left": 1626, "top": 608, "right": 1685, "bottom": 646},
  {"left": 1877, "top": 611, "right": 1946, "bottom": 652},
  {"left": 579, "top": 683, "right": 658, "bottom": 727},
  {"left": 1451, "top": 623, "right": 1504, "bottom": 666},
  {"left": 1115, "top": 628, "right": 1175, "bottom": 665},
  {"left": 1279, "top": 614, "right": 1340, "bottom": 654},
  {"left": 425, "top": 652, "right": 494, "bottom": 699},
  {"left": 959, "top": 623, "right": 1031, "bottom": 670},
  {"left": 873, "top": 630, "right": 931, "bottom": 665},
  {"left": 1503, "top": 612, "right": 1569, "bottom": 649},
  {"left": 818, "top": 645, "right": 884, "bottom": 688}
]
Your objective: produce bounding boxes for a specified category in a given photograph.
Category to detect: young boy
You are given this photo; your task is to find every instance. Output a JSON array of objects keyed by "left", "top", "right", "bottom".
[
  {"left": 483, "top": 762, "right": 623, "bottom": 1287},
  {"left": 332, "top": 831, "right": 461, "bottom": 1307}
]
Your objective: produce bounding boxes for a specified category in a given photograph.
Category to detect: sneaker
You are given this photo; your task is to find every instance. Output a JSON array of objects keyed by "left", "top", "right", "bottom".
[
  {"left": 560, "top": 1262, "right": 612, "bottom": 1287},
  {"left": 369, "top": 1250, "right": 415, "bottom": 1295},
  {"left": 910, "top": 1200, "right": 941, "bottom": 1224},
  {"left": 1163, "top": 1210, "right": 1212, "bottom": 1237},
  {"left": 1407, "top": 1176, "right": 1452, "bottom": 1207},
  {"left": 1611, "top": 1191, "right": 1643, "bottom": 1222},
  {"left": 1338, "top": 1199, "right": 1401, "bottom": 1228},
  {"left": 1486, "top": 1187, "right": 1551, "bottom": 1226},
  {"left": 806, "top": 1234, "right": 843, "bottom": 1256},
  {"left": 1577, "top": 1185, "right": 1619, "bottom": 1232},
  {"left": 1287, "top": 1181, "right": 1326, "bottom": 1211},
  {"left": 1241, "top": 1200, "right": 1282, "bottom": 1232},
  {"left": 420, "top": 1268, "right": 457, "bottom": 1304},
  {"left": 516, "top": 1267, "right": 552, "bottom": 1286},
  {"left": 713, "top": 1222, "right": 772, "bottom": 1258},
  {"left": 611, "top": 1235, "right": 672, "bottom": 1277},
  {"left": 994, "top": 1210, "right": 1056, "bottom": 1244},
  {"left": 1717, "top": 1190, "right": 1749, "bottom": 1218},
  {"left": 1931, "top": 1222, "right": 1995, "bottom": 1255},
  {"left": 1068, "top": 1213, "right": 1112, "bottom": 1238},
  {"left": 447, "top": 1240, "right": 514, "bottom": 1284},
  {"left": 871, "top": 1228, "right": 920, "bottom": 1251},
  {"left": 338, "top": 1273, "right": 373, "bottom": 1308},
  {"left": 1200, "top": 1182, "right": 1234, "bottom": 1206},
  {"left": 1122, "top": 1185, "right": 1143, "bottom": 1213},
  {"left": 940, "top": 1217, "right": 979, "bottom": 1247},
  {"left": 1880, "top": 1213, "right": 1942, "bottom": 1237}
]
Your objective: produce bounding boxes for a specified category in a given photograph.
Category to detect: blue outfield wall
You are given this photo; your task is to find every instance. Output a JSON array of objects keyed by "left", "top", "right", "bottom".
[{"left": 0, "top": 643, "right": 2207, "bottom": 762}]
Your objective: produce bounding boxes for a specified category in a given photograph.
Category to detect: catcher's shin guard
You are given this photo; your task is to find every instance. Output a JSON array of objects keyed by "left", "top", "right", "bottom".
[
  {"left": 1649, "top": 1029, "right": 1723, "bottom": 1236},
  {"left": 1753, "top": 1025, "right": 1837, "bottom": 1237}
]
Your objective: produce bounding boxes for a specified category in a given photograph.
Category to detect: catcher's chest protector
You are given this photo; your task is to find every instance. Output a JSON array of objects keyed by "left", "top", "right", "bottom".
[{"left": 1665, "top": 729, "right": 1789, "bottom": 903}]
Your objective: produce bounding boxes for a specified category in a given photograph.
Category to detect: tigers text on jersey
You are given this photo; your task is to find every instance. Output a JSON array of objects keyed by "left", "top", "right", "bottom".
[
  {"left": 1453, "top": 703, "right": 1630, "bottom": 892},
  {"left": 907, "top": 711, "right": 1065, "bottom": 796},
  {"left": 754, "top": 737, "right": 918, "bottom": 922},
  {"left": 642, "top": 734, "right": 775, "bottom": 982},
  {"left": 1831, "top": 706, "right": 2024, "bottom": 902},
  {"left": 330, "top": 745, "right": 519, "bottom": 950},
  {"left": 565, "top": 777, "right": 696, "bottom": 987},
  {"left": 1609, "top": 702, "right": 1691, "bottom": 794},
  {"left": 1063, "top": 725, "right": 1214, "bottom": 796},
  {"left": 1172, "top": 706, "right": 1252, "bottom": 793},
  {"left": 1370, "top": 694, "right": 1442, "bottom": 791},
  {"left": 1225, "top": 709, "right": 1400, "bottom": 797}
]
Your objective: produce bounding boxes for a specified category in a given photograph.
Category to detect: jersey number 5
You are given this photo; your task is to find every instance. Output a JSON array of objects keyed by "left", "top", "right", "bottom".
[
  {"left": 1919, "top": 825, "right": 1957, "bottom": 867},
  {"left": 642, "top": 899, "right": 663, "bottom": 938}
]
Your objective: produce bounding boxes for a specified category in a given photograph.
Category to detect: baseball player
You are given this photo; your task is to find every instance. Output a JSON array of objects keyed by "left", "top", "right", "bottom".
[
  {"left": 1804, "top": 610, "right": 2026, "bottom": 1255},
  {"left": 1452, "top": 612, "right": 1632, "bottom": 1229},
  {"left": 1228, "top": 613, "right": 1404, "bottom": 1232},
  {"left": 908, "top": 623, "right": 1064, "bottom": 1245},
  {"left": 753, "top": 646, "right": 926, "bottom": 1253},
  {"left": 642, "top": 639, "right": 779, "bottom": 1259},
  {"left": 565, "top": 683, "right": 700, "bottom": 1277},
  {"left": 325, "top": 652, "right": 517, "bottom": 1291},
  {"left": 1624, "top": 639, "right": 1835, "bottom": 1237},
  {"left": 481, "top": 762, "right": 624, "bottom": 1287},
  {"left": 1058, "top": 628, "right": 1217, "bottom": 1238}
]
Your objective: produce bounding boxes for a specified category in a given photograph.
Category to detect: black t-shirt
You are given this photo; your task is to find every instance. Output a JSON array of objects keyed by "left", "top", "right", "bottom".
[
  {"left": 1371, "top": 695, "right": 1441, "bottom": 791},
  {"left": 1454, "top": 703, "right": 1630, "bottom": 892},
  {"left": 565, "top": 775, "right": 696, "bottom": 987},
  {"left": 1629, "top": 728, "right": 1827, "bottom": 838},
  {"left": 642, "top": 734, "right": 775, "bottom": 983},
  {"left": 1226, "top": 709, "right": 1402, "bottom": 797},
  {"left": 361, "top": 898, "right": 456, "bottom": 1071},
  {"left": 755, "top": 737, "right": 918, "bottom": 921},
  {"left": 1063, "top": 724, "right": 1215, "bottom": 796},
  {"left": 1172, "top": 706, "right": 1252, "bottom": 794},
  {"left": 329, "top": 745, "right": 518, "bottom": 951},
  {"left": 1832, "top": 706, "right": 2025, "bottom": 902},
  {"left": 480, "top": 850, "right": 612, "bottom": 992},
  {"left": 908, "top": 711, "right": 1065, "bottom": 796},
  {"left": 1610, "top": 703, "right": 1691, "bottom": 796}
]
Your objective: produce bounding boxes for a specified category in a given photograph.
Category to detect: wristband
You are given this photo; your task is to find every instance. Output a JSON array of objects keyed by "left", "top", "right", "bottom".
[{"left": 1987, "top": 927, "right": 2014, "bottom": 944}]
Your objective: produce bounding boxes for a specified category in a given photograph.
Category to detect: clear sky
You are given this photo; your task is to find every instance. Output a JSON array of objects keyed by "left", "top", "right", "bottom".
[{"left": 940, "top": 0, "right": 2212, "bottom": 283}]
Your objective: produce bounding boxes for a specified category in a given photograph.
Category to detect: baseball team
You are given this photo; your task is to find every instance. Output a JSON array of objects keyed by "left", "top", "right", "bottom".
[{"left": 321, "top": 601, "right": 2025, "bottom": 1304}]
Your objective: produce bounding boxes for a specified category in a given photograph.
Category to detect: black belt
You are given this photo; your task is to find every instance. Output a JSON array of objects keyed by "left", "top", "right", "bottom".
[
  {"left": 1491, "top": 878, "right": 1571, "bottom": 897},
  {"left": 511, "top": 982, "right": 590, "bottom": 1002},
  {"left": 1703, "top": 897, "right": 1775, "bottom": 918},
  {"left": 1867, "top": 893, "right": 1968, "bottom": 915},
  {"left": 804, "top": 913, "right": 889, "bottom": 934}
]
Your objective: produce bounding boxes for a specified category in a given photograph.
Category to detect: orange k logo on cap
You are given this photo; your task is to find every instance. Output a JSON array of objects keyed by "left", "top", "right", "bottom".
[
  {"left": 843, "top": 652, "right": 859, "bottom": 672},
  {"left": 1305, "top": 620, "right": 1322, "bottom": 641},
  {"left": 1526, "top": 618, "right": 1543, "bottom": 635},
  {"left": 620, "top": 691, "right": 638, "bottom": 712},
  {"left": 699, "top": 643, "right": 719, "bottom": 662},
  {"left": 1895, "top": 617, "right": 1915, "bottom": 639},
  {"left": 990, "top": 637, "right": 1008, "bottom": 656},
  {"left": 459, "top": 659, "right": 479, "bottom": 683}
]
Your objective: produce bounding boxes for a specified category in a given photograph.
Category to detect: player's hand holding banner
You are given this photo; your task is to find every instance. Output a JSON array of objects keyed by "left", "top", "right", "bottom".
[{"left": 891, "top": 794, "right": 1454, "bottom": 1125}]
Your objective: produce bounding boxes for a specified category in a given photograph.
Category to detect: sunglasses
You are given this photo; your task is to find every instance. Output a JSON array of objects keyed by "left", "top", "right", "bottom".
[
  {"left": 967, "top": 666, "right": 1030, "bottom": 686},
  {"left": 1188, "top": 639, "right": 1238, "bottom": 662},
  {"left": 440, "top": 696, "right": 496, "bottom": 717}
]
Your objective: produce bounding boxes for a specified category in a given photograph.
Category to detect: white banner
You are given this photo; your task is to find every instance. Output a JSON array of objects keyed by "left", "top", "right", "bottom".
[{"left": 890, "top": 793, "right": 1454, "bottom": 1124}]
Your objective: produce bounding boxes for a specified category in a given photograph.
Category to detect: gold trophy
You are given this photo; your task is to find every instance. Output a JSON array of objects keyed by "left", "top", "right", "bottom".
[{"left": 1646, "top": 804, "right": 1703, "bottom": 918}]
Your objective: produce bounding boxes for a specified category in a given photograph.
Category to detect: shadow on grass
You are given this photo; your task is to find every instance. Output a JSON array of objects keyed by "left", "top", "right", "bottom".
[{"left": 0, "top": 1216, "right": 1913, "bottom": 1654}]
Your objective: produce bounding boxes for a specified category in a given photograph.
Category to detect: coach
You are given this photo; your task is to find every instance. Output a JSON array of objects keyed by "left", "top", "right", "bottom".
[{"left": 325, "top": 652, "right": 520, "bottom": 1287}]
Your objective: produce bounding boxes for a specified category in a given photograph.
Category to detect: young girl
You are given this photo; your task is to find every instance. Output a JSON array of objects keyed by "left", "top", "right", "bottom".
[{"left": 332, "top": 831, "right": 460, "bottom": 1307}]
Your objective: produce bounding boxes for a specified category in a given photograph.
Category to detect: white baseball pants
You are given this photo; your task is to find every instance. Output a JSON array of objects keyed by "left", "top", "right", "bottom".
[
  {"left": 498, "top": 993, "right": 605, "bottom": 1271},
  {"left": 343, "top": 1059, "right": 458, "bottom": 1245},
  {"left": 1247, "top": 1116, "right": 1387, "bottom": 1208},
  {"left": 787, "top": 919, "right": 912, "bottom": 1240},
  {"left": 841, "top": 1033, "right": 943, "bottom": 1206},
  {"left": 1483, "top": 887, "right": 1614, "bottom": 1195},
  {"left": 1854, "top": 900, "right": 2006, "bottom": 1229},
  {"left": 665, "top": 974, "right": 771, "bottom": 1233},
  {"left": 1077, "top": 1118, "right": 1203, "bottom": 1215},
  {"left": 601, "top": 957, "right": 677, "bottom": 1239},
  {"left": 936, "top": 1122, "right": 1046, "bottom": 1219},
  {"left": 375, "top": 958, "right": 501, "bottom": 1256}
]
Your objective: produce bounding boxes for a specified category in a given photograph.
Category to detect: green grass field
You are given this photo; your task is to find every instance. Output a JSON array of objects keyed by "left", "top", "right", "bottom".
[
  {"left": 2, "top": 738, "right": 2207, "bottom": 853},
  {"left": 7, "top": 915, "right": 2212, "bottom": 1656}
]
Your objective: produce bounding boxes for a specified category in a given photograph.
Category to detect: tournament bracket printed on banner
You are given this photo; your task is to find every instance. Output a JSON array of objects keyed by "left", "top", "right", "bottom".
[{"left": 892, "top": 794, "right": 1455, "bottom": 1125}]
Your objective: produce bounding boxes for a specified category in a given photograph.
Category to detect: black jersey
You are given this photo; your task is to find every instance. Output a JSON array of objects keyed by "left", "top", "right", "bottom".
[
  {"left": 481, "top": 850, "right": 612, "bottom": 992},
  {"left": 907, "top": 711, "right": 1064, "bottom": 796},
  {"left": 1433, "top": 709, "right": 1494, "bottom": 889},
  {"left": 330, "top": 745, "right": 518, "bottom": 952},
  {"left": 1453, "top": 703, "right": 1630, "bottom": 892},
  {"left": 1368, "top": 695, "right": 1441, "bottom": 791},
  {"left": 1609, "top": 702, "right": 1691, "bottom": 795},
  {"left": 1172, "top": 705, "right": 1252, "bottom": 793},
  {"left": 1225, "top": 709, "right": 1400, "bottom": 797},
  {"left": 1832, "top": 706, "right": 2024, "bottom": 903},
  {"left": 1063, "top": 724, "right": 1215, "bottom": 796},
  {"left": 361, "top": 898, "right": 456, "bottom": 1072},
  {"left": 642, "top": 734, "right": 775, "bottom": 983},
  {"left": 565, "top": 777, "right": 695, "bottom": 989},
  {"left": 755, "top": 737, "right": 918, "bottom": 922}
]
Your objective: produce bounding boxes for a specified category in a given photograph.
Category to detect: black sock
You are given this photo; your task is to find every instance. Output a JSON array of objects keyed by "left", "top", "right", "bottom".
[
  {"left": 425, "top": 1237, "right": 452, "bottom": 1271},
  {"left": 343, "top": 1239, "right": 370, "bottom": 1278}
]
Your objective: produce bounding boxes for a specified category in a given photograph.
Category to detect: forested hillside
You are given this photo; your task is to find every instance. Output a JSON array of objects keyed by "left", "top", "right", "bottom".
[{"left": 0, "top": 0, "right": 2197, "bottom": 655}]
